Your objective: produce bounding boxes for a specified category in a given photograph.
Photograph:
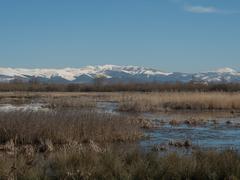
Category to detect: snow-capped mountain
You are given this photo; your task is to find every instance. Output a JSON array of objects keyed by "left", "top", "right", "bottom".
[
  {"left": 0, "top": 65, "right": 240, "bottom": 84},
  {"left": 192, "top": 67, "right": 240, "bottom": 83}
]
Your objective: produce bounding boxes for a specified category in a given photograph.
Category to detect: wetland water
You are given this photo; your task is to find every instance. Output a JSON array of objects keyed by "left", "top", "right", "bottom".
[
  {"left": 0, "top": 103, "right": 49, "bottom": 112},
  {"left": 1, "top": 102, "right": 240, "bottom": 152},
  {"left": 140, "top": 121, "right": 240, "bottom": 152},
  {"left": 97, "top": 102, "right": 240, "bottom": 152}
]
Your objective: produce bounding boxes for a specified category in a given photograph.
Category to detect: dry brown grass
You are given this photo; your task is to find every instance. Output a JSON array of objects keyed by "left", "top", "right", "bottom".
[
  {"left": 0, "top": 92, "right": 104, "bottom": 108},
  {"left": 0, "top": 148, "right": 240, "bottom": 179},
  {"left": 45, "top": 96, "right": 96, "bottom": 109},
  {"left": 1, "top": 92, "right": 240, "bottom": 179},
  {"left": 118, "top": 92, "right": 240, "bottom": 112},
  {"left": 0, "top": 110, "right": 142, "bottom": 145},
  {"left": 2, "top": 91, "right": 240, "bottom": 112}
]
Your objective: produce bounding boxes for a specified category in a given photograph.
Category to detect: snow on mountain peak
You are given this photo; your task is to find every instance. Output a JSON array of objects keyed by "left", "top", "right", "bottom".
[
  {"left": 85, "top": 65, "right": 172, "bottom": 76},
  {"left": 0, "top": 65, "right": 172, "bottom": 81},
  {"left": 214, "top": 67, "right": 237, "bottom": 74},
  {"left": 0, "top": 65, "right": 240, "bottom": 84}
]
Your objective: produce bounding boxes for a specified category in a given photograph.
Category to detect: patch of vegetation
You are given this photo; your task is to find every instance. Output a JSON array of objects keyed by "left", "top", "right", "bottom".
[
  {"left": 0, "top": 148, "right": 240, "bottom": 179},
  {"left": 118, "top": 92, "right": 240, "bottom": 112},
  {"left": 45, "top": 96, "right": 96, "bottom": 109},
  {"left": 1, "top": 82, "right": 240, "bottom": 92},
  {"left": 0, "top": 110, "right": 142, "bottom": 145}
]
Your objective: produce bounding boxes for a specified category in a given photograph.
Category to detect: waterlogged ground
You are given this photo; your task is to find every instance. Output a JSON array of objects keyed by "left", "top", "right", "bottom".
[
  {"left": 0, "top": 103, "right": 49, "bottom": 112},
  {"left": 0, "top": 101, "right": 240, "bottom": 152},
  {"left": 140, "top": 119, "right": 240, "bottom": 151},
  {"left": 97, "top": 102, "right": 240, "bottom": 152}
]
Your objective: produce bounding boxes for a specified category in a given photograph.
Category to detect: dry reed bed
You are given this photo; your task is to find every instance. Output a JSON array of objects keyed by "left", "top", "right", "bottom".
[
  {"left": 0, "top": 92, "right": 113, "bottom": 108},
  {"left": 0, "top": 110, "right": 142, "bottom": 145},
  {"left": 2, "top": 91, "right": 240, "bottom": 112},
  {"left": 0, "top": 148, "right": 240, "bottom": 179},
  {"left": 118, "top": 92, "right": 240, "bottom": 112},
  {"left": 44, "top": 97, "right": 96, "bottom": 109}
]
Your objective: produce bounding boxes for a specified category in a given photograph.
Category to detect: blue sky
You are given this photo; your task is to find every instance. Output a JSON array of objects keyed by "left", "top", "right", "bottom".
[{"left": 0, "top": 0, "right": 240, "bottom": 72}]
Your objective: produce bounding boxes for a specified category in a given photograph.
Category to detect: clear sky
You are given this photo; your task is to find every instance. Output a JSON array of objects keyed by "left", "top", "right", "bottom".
[{"left": 0, "top": 0, "right": 240, "bottom": 72}]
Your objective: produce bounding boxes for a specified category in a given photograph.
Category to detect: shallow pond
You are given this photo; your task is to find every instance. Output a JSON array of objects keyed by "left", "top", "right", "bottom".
[
  {"left": 140, "top": 121, "right": 240, "bottom": 152},
  {"left": 97, "top": 101, "right": 240, "bottom": 151}
]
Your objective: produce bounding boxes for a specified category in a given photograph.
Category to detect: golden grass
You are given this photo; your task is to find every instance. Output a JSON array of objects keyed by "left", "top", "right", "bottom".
[
  {"left": 118, "top": 92, "right": 240, "bottom": 112},
  {"left": 1, "top": 91, "right": 240, "bottom": 112}
]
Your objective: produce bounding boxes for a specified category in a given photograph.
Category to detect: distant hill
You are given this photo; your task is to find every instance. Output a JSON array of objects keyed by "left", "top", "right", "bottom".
[{"left": 0, "top": 65, "right": 240, "bottom": 84}]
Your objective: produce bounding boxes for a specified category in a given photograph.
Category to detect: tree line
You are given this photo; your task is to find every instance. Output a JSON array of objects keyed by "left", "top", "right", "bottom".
[{"left": 1, "top": 81, "right": 240, "bottom": 92}]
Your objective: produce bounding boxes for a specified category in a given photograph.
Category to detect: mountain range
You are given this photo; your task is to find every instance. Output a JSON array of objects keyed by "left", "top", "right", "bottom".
[{"left": 0, "top": 65, "right": 240, "bottom": 84}]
